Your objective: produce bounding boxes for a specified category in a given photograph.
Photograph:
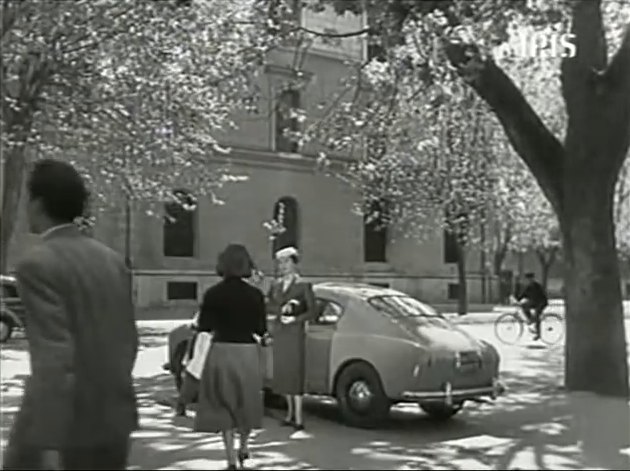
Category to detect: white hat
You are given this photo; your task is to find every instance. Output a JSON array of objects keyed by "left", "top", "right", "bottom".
[{"left": 275, "top": 246, "right": 299, "bottom": 260}]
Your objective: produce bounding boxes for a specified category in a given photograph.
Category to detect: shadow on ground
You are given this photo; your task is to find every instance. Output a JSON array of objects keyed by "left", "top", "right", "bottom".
[{"left": 2, "top": 342, "right": 629, "bottom": 470}]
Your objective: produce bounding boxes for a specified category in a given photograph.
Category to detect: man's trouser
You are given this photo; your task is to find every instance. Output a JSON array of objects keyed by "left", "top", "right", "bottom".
[{"left": 520, "top": 300, "right": 545, "bottom": 336}]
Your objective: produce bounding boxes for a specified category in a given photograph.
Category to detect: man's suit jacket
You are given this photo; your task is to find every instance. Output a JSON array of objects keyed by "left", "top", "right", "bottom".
[{"left": 7, "top": 224, "right": 138, "bottom": 452}]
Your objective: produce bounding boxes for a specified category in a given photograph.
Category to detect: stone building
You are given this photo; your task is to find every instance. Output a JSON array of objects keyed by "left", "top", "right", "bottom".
[{"left": 6, "top": 2, "right": 628, "bottom": 318}]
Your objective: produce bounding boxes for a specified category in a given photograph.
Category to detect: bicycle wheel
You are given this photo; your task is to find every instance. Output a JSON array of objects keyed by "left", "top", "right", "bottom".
[
  {"left": 539, "top": 313, "right": 564, "bottom": 345},
  {"left": 494, "top": 312, "right": 524, "bottom": 345}
]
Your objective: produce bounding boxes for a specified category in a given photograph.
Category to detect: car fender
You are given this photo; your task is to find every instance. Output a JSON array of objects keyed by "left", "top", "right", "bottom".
[{"left": 330, "top": 333, "right": 422, "bottom": 399}]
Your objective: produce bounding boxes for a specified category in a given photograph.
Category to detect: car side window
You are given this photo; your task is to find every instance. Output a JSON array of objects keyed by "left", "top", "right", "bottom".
[{"left": 314, "top": 298, "right": 343, "bottom": 325}]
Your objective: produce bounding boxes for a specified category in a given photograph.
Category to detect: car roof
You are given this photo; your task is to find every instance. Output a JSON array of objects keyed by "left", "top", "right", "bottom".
[{"left": 314, "top": 282, "right": 405, "bottom": 300}]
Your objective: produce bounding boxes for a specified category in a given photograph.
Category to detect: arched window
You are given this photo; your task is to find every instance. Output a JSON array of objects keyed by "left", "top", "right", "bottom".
[
  {"left": 163, "top": 189, "right": 197, "bottom": 257},
  {"left": 275, "top": 88, "right": 301, "bottom": 153},
  {"left": 272, "top": 196, "right": 300, "bottom": 255},
  {"left": 363, "top": 199, "right": 388, "bottom": 262}
]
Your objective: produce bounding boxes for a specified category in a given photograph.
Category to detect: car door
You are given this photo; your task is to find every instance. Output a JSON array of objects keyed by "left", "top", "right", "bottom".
[{"left": 305, "top": 298, "right": 344, "bottom": 395}]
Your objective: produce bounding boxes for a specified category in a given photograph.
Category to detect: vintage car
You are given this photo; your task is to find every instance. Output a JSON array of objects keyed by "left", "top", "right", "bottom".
[
  {"left": 0, "top": 274, "right": 25, "bottom": 343},
  {"left": 164, "top": 282, "right": 505, "bottom": 428}
]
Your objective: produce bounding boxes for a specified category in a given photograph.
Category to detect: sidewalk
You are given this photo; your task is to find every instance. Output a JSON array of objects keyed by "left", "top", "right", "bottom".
[{"left": 445, "top": 300, "right": 630, "bottom": 325}]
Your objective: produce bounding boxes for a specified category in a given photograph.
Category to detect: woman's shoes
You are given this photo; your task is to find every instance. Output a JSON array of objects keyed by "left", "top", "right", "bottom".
[
  {"left": 174, "top": 403, "right": 187, "bottom": 417},
  {"left": 238, "top": 450, "right": 250, "bottom": 467},
  {"left": 281, "top": 417, "right": 305, "bottom": 431}
]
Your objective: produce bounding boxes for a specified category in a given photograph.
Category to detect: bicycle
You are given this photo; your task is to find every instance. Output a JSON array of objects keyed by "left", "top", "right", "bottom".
[{"left": 494, "top": 300, "right": 564, "bottom": 346}]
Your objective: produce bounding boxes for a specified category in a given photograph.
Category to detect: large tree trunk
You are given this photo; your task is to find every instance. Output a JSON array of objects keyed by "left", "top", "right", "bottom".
[
  {"left": 455, "top": 240, "right": 468, "bottom": 316},
  {"left": 0, "top": 147, "right": 28, "bottom": 273},
  {"left": 445, "top": 0, "right": 630, "bottom": 397},
  {"left": 561, "top": 186, "right": 628, "bottom": 396},
  {"left": 1, "top": 51, "right": 50, "bottom": 272}
]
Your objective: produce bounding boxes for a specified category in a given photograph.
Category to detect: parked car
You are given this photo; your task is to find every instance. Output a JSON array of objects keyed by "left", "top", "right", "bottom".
[
  {"left": 164, "top": 282, "right": 505, "bottom": 428},
  {"left": 1, "top": 274, "right": 25, "bottom": 343}
]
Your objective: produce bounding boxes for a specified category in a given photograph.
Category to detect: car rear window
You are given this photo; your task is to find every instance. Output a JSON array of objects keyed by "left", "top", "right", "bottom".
[{"left": 368, "top": 295, "right": 452, "bottom": 326}]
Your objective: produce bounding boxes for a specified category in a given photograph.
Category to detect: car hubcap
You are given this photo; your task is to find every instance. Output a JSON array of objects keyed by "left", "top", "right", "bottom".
[{"left": 348, "top": 380, "right": 373, "bottom": 411}]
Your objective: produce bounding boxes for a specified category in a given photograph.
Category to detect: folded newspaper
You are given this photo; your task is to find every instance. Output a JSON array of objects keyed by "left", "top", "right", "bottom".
[{"left": 184, "top": 331, "right": 212, "bottom": 380}]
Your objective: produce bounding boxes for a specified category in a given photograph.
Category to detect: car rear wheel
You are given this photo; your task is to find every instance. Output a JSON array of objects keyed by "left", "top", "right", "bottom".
[
  {"left": 335, "top": 362, "right": 391, "bottom": 429},
  {"left": 0, "top": 317, "right": 14, "bottom": 343},
  {"left": 420, "top": 401, "right": 464, "bottom": 420}
]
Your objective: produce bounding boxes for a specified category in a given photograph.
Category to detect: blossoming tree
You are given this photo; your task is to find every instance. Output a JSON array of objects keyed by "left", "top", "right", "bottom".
[
  {"left": 307, "top": 0, "right": 630, "bottom": 397},
  {"left": 1, "top": 0, "right": 275, "bottom": 270}
]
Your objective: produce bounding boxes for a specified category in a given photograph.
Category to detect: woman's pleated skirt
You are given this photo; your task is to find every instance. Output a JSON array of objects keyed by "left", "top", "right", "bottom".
[{"left": 194, "top": 342, "right": 264, "bottom": 433}]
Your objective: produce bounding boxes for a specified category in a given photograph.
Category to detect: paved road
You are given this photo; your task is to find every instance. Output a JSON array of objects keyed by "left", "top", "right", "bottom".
[{"left": 2, "top": 322, "right": 629, "bottom": 470}]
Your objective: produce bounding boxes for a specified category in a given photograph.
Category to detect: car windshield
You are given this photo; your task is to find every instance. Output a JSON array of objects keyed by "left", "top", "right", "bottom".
[{"left": 368, "top": 295, "right": 452, "bottom": 326}]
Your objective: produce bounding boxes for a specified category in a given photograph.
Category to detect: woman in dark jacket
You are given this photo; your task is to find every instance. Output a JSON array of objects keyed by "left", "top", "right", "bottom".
[
  {"left": 267, "top": 246, "right": 315, "bottom": 431},
  {"left": 194, "top": 244, "right": 269, "bottom": 470}
]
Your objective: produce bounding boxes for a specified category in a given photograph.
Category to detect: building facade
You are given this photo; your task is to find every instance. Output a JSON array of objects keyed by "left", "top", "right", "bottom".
[{"left": 6, "top": 3, "right": 628, "bottom": 318}]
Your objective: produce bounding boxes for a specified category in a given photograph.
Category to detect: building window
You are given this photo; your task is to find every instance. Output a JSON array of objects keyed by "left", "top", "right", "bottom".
[
  {"left": 447, "top": 283, "right": 459, "bottom": 300},
  {"left": 275, "top": 88, "right": 300, "bottom": 153},
  {"left": 163, "top": 190, "right": 196, "bottom": 257},
  {"left": 272, "top": 196, "right": 300, "bottom": 254},
  {"left": 364, "top": 199, "right": 388, "bottom": 262},
  {"left": 443, "top": 229, "right": 459, "bottom": 264},
  {"left": 167, "top": 281, "right": 198, "bottom": 301}
]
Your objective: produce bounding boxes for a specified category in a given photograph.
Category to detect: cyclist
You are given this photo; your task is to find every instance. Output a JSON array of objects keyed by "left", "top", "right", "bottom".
[{"left": 515, "top": 272, "right": 548, "bottom": 340}]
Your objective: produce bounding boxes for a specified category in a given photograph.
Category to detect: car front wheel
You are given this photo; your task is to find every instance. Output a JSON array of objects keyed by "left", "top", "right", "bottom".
[
  {"left": 420, "top": 401, "right": 464, "bottom": 420},
  {"left": 335, "top": 362, "right": 391, "bottom": 429},
  {"left": 0, "top": 317, "right": 14, "bottom": 343}
]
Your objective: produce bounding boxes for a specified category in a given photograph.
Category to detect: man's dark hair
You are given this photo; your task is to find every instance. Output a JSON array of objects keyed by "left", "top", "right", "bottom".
[
  {"left": 216, "top": 244, "right": 255, "bottom": 279},
  {"left": 28, "top": 159, "right": 89, "bottom": 223}
]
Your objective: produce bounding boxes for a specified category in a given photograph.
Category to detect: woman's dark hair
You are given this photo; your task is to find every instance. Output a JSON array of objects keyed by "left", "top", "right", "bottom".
[
  {"left": 289, "top": 254, "right": 299, "bottom": 264},
  {"left": 28, "top": 159, "right": 89, "bottom": 223},
  {"left": 216, "top": 244, "right": 255, "bottom": 279}
]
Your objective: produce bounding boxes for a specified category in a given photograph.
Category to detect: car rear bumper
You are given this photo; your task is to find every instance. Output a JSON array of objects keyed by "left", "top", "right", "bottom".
[{"left": 401, "top": 378, "right": 505, "bottom": 404}]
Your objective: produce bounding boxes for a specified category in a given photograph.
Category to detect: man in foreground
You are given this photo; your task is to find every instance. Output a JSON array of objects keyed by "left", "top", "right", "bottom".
[{"left": 3, "top": 159, "right": 139, "bottom": 470}]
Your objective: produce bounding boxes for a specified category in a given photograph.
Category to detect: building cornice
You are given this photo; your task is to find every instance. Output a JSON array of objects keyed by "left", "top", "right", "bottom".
[{"left": 212, "top": 145, "right": 354, "bottom": 173}]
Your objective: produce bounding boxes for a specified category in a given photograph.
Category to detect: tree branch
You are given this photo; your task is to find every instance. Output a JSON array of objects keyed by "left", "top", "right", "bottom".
[
  {"left": 445, "top": 43, "right": 565, "bottom": 213},
  {"left": 603, "top": 24, "right": 630, "bottom": 175},
  {"left": 561, "top": 0, "right": 608, "bottom": 118},
  {"left": 606, "top": 24, "right": 630, "bottom": 85}
]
